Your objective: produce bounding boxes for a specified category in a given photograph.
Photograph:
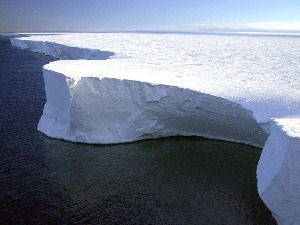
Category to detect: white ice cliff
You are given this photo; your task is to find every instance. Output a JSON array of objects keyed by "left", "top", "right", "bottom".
[
  {"left": 10, "top": 37, "right": 114, "bottom": 60},
  {"left": 40, "top": 60, "right": 266, "bottom": 146},
  {"left": 257, "top": 118, "right": 300, "bottom": 225},
  {"left": 10, "top": 34, "right": 300, "bottom": 225}
]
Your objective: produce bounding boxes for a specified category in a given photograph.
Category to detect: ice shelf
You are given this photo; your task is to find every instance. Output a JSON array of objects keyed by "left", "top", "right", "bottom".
[{"left": 10, "top": 34, "right": 300, "bottom": 225}]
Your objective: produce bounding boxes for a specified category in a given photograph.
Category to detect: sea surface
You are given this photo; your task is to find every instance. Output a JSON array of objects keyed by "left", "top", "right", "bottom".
[{"left": 0, "top": 36, "right": 276, "bottom": 225}]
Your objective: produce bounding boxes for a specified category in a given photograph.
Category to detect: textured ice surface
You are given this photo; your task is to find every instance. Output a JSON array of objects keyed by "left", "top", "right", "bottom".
[{"left": 11, "top": 33, "right": 300, "bottom": 224}]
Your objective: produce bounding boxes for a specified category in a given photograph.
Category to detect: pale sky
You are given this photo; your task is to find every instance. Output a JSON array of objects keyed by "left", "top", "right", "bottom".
[{"left": 1, "top": 0, "right": 300, "bottom": 32}]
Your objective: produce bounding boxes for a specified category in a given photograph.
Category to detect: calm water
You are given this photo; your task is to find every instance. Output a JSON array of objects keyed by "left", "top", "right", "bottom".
[{"left": 0, "top": 36, "right": 276, "bottom": 225}]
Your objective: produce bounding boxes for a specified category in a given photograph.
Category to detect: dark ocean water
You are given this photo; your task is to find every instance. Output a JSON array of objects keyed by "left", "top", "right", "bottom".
[{"left": 0, "top": 36, "right": 276, "bottom": 225}]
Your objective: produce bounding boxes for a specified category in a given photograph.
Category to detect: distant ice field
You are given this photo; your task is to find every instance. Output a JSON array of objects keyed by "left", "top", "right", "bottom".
[{"left": 18, "top": 33, "right": 300, "bottom": 123}]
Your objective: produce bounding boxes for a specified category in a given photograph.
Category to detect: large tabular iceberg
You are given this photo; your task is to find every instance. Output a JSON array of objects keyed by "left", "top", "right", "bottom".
[{"left": 10, "top": 33, "right": 300, "bottom": 225}]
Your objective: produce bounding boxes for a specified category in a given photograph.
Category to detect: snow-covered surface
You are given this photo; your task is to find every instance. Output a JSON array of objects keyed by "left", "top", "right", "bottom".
[
  {"left": 10, "top": 33, "right": 300, "bottom": 224},
  {"left": 11, "top": 33, "right": 300, "bottom": 123}
]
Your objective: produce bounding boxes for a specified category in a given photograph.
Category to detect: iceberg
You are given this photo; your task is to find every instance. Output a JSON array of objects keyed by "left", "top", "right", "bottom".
[{"left": 10, "top": 33, "right": 300, "bottom": 225}]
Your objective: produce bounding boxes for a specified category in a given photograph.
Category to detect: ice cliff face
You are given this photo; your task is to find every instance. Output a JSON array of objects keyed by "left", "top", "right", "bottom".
[
  {"left": 257, "top": 118, "right": 300, "bottom": 225},
  {"left": 10, "top": 37, "right": 114, "bottom": 60},
  {"left": 10, "top": 34, "right": 300, "bottom": 225},
  {"left": 40, "top": 60, "right": 266, "bottom": 146}
]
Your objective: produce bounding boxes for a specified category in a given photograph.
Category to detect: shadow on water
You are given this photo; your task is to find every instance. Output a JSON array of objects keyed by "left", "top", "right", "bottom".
[{"left": 0, "top": 36, "right": 276, "bottom": 224}]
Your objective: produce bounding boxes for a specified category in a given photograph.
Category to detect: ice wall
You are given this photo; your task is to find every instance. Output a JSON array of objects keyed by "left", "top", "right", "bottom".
[
  {"left": 39, "top": 60, "right": 266, "bottom": 146},
  {"left": 10, "top": 37, "right": 114, "bottom": 60},
  {"left": 257, "top": 118, "right": 300, "bottom": 225}
]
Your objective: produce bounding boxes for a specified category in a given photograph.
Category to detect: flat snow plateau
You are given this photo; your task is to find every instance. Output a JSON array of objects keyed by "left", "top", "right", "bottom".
[{"left": 10, "top": 33, "right": 300, "bottom": 225}]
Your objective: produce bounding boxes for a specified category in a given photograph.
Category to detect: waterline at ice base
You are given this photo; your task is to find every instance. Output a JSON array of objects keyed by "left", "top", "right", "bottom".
[{"left": 11, "top": 32, "right": 300, "bottom": 225}]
